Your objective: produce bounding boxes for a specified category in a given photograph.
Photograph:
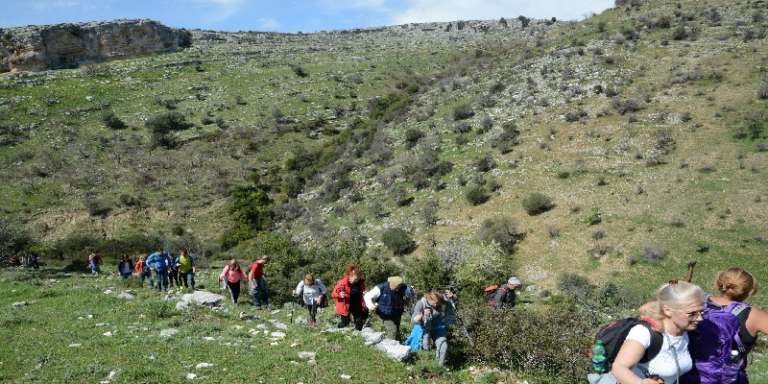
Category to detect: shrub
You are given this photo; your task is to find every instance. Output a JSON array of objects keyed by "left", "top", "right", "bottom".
[
  {"left": 84, "top": 192, "right": 112, "bottom": 219},
  {"left": 759, "top": 79, "right": 768, "bottom": 100},
  {"left": 405, "top": 251, "right": 451, "bottom": 292},
  {"left": 292, "top": 65, "right": 309, "bottom": 78},
  {"left": 558, "top": 272, "right": 594, "bottom": 300},
  {"left": 469, "top": 302, "right": 596, "bottom": 382},
  {"left": 421, "top": 200, "right": 439, "bottom": 226},
  {"left": 479, "top": 116, "right": 494, "bottom": 133},
  {"left": 565, "top": 110, "right": 588, "bottom": 122},
  {"left": 733, "top": 111, "right": 767, "bottom": 140},
  {"left": 404, "top": 128, "right": 424, "bottom": 148},
  {"left": 146, "top": 112, "right": 192, "bottom": 149},
  {"left": 477, "top": 216, "right": 525, "bottom": 254},
  {"left": 474, "top": 154, "right": 496, "bottom": 172},
  {"left": 672, "top": 25, "right": 688, "bottom": 40},
  {"left": 453, "top": 103, "right": 475, "bottom": 121},
  {"left": 584, "top": 208, "right": 602, "bottom": 225},
  {"left": 643, "top": 244, "right": 668, "bottom": 262},
  {"left": 494, "top": 121, "right": 521, "bottom": 154},
  {"left": 522, "top": 193, "right": 554, "bottom": 215},
  {"left": 101, "top": 110, "right": 126, "bottom": 130},
  {"left": 382, "top": 228, "right": 416, "bottom": 255},
  {"left": 611, "top": 97, "right": 641, "bottom": 115},
  {"left": 0, "top": 219, "right": 34, "bottom": 266},
  {"left": 465, "top": 185, "right": 490, "bottom": 206}
]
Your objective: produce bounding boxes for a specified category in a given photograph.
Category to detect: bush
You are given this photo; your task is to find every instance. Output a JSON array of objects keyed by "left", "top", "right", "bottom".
[
  {"left": 493, "top": 121, "right": 520, "bottom": 154},
  {"left": 146, "top": 112, "right": 192, "bottom": 149},
  {"left": 611, "top": 97, "right": 641, "bottom": 115},
  {"left": 734, "top": 111, "right": 767, "bottom": 140},
  {"left": 469, "top": 302, "right": 597, "bottom": 382},
  {"left": 759, "top": 79, "right": 768, "bottom": 100},
  {"left": 642, "top": 244, "right": 668, "bottom": 262},
  {"left": 101, "top": 110, "right": 126, "bottom": 130},
  {"left": 84, "top": 192, "right": 112, "bottom": 219},
  {"left": 584, "top": 208, "right": 602, "bottom": 225},
  {"left": 672, "top": 25, "right": 688, "bottom": 40},
  {"left": 382, "top": 228, "right": 416, "bottom": 255},
  {"left": 477, "top": 216, "right": 525, "bottom": 254},
  {"left": 292, "top": 65, "right": 309, "bottom": 78},
  {"left": 465, "top": 185, "right": 490, "bottom": 205},
  {"left": 0, "top": 219, "right": 34, "bottom": 266},
  {"left": 474, "top": 154, "right": 496, "bottom": 172},
  {"left": 522, "top": 193, "right": 554, "bottom": 215},
  {"left": 404, "top": 128, "right": 424, "bottom": 148},
  {"left": 453, "top": 103, "right": 475, "bottom": 121},
  {"left": 421, "top": 200, "right": 439, "bottom": 226},
  {"left": 405, "top": 252, "right": 451, "bottom": 292},
  {"left": 558, "top": 273, "right": 595, "bottom": 300}
]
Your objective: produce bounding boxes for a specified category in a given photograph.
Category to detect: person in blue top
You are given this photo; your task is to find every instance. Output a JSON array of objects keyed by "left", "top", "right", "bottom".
[
  {"left": 146, "top": 249, "right": 170, "bottom": 292},
  {"left": 364, "top": 276, "right": 409, "bottom": 340}
]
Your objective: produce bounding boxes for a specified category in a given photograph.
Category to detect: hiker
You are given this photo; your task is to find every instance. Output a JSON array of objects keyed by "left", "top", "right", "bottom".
[
  {"left": 117, "top": 255, "right": 133, "bottom": 280},
  {"left": 332, "top": 264, "right": 368, "bottom": 330},
  {"left": 294, "top": 273, "right": 328, "bottom": 327},
  {"left": 88, "top": 253, "right": 102, "bottom": 275},
  {"left": 166, "top": 251, "right": 180, "bottom": 288},
  {"left": 176, "top": 248, "right": 195, "bottom": 290},
  {"left": 486, "top": 276, "right": 522, "bottom": 309},
  {"left": 364, "top": 276, "right": 409, "bottom": 340},
  {"left": 220, "top": 259, "right": 247, "bottom": 304},
  {"left": 411, "top": 290, "right": 457, "bottom": 366},
  {"left": 611, "top": 281, "right": 705, "bottom": 384},
  {"left": 680, "top": 267, "right": 768, "bottom": 384},
  {"left": 134, "top": 255, "right": 152, "bottom": 288},
  {"left": 249, "top": 256, "right": 269, "bottom": 309},
  {"left": 146, "top": 250, "right": 170, "bottom": 291}
]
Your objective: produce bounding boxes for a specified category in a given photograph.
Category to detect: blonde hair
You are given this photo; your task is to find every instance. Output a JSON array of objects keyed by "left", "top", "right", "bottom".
[
  {"left": 425, "top": 291, "right": 444, "bottom": 306},
  {"left": 715, "top": 268, "right": 758, "bottom": 301},
  {"left": 304, "top": 273, "right": 315, "bottom": 285},
  {"left": 651, "top": 281, "right": 705, "bottom": 320}
]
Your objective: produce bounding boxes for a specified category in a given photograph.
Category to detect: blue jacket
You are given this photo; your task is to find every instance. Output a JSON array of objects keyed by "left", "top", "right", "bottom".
[{"left": 146, "top": 252, "right": 169, "bottom": 272}]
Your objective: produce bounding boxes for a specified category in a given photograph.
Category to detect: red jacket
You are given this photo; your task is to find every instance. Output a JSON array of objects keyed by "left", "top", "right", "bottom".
[{"left": 332, "top": 276, "right": 366, "bottom": 316}]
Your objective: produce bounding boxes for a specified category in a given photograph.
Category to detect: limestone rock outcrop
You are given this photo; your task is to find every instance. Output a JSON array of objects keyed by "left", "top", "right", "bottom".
[{"left": 0, "top": 19, "right": 191, "bottom": 73}]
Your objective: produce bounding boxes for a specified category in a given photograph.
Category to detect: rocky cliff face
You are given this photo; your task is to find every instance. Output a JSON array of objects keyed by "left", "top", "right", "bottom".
[{"left": 0, "top": 19, "right": 191, "bottom": 73}]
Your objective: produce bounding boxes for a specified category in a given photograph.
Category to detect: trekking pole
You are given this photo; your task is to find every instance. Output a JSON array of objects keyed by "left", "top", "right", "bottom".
[{"left": 686, "top": 261, "right": 698, "bottom": 283}]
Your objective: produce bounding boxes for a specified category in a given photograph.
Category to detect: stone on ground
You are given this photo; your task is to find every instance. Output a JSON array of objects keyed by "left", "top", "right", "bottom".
[
  {"left": 160, "top": 328, "right": 179, "bottom": 337},
  {"left": 195, "top": 362, "right": 214, "bottom": 370},
  {"left": 374, "top": 339, "right": 411, "bottom": 361},
  {"left": 117, "top": 291, "right": 135, "bottom": 300},
  {"left": 297, "top": 351, "right": 316, "bottom": 361}
]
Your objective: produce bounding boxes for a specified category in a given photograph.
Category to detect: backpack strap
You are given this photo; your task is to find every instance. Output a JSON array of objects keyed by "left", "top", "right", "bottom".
[
  {"left": 640, "top": 323, "right": 664, "bottom": 363},
  {"left": 730, "top": 303, "right": 752, "bottom": 353}
]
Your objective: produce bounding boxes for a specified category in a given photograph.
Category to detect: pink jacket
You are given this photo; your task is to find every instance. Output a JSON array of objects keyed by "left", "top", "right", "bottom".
[{"left": 220, "top": 265, "right": 247, "bottom": 284}]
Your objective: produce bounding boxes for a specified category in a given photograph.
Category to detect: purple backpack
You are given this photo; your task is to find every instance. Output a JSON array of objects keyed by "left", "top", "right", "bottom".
[{"left": 682, "top": 299, "right": 751, "bottom": 384}]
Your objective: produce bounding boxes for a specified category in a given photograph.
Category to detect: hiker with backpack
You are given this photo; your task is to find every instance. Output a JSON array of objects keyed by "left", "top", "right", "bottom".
[
  {"left": 176, "top": 248, "right": 195, "bottom": 290},
  {"left": 597, "top": 281, "right": 705, "bottom": 384},
  {"left": 248, "top": 256, "right": 269, "bottom": 309},
  {"left": 294, "top": 273, "right": 328, "bottom": 327},
  {"left": 134, "top": 254, "right": 151, "bottom": 288},
  {"left": 166, "top": 252, "right": 180, "bottom": 288},
  {"left": 679, "top": 267, "right": 768, "bottom": 384},
  {"left": 117, "top": 255, "right": 133, "bottom": 280},
  {"left": 219, "top": 259, "right": 247, "bottom": 304},
  {"left": 410, "top": 290, "right": 457, "bottom": 366},
  {"left": 364, "top": 276, "right": 409, "bottom": 340},
  {"left": 332, "top": 264, "right": 369, "bottom": 330},
  {"left": 485, "top": 276, "right": 522, "bottom": 309},
  {"left": 146, "top": 249, "right": 171, "bottom": 292}
]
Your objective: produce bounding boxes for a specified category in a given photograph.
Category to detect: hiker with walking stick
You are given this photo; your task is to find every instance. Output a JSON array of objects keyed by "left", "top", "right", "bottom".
[
  {"left": 332, "top": 265, "right": 368, "bottom": 330},
  {"left": 294, "top": 273, "right": 327, "bottom": 327},
  {"left": 410, "top": 290, "right": 456, "bottom": 366}
]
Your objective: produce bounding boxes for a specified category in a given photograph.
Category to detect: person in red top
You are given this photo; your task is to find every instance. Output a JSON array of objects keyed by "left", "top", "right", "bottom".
[
  {"left": 219, "top": 259, "right": 247, "bottom": 304},
  {"left": 134, "top": 255, "right": 152, "bottom": 288},
  {"left": 248, "top": 256, "right": 269, "bottom": 309},
  {"left": 332, "top": 264, "right": 368, "bottom": 330}
]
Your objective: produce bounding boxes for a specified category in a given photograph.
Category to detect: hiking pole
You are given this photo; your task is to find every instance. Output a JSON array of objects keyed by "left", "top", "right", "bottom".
[{"left": 686, "top": 261, "right": 698, "bottom": 283}]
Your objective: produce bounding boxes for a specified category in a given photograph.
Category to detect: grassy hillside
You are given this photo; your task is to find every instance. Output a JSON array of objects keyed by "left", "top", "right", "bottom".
[{"left": 1, "top": 0, "right": 768, "bottom": 381}]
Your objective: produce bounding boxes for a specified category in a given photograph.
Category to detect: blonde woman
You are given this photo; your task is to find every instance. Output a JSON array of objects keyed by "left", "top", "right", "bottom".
[
  {"left": 612, "top": 281, "right": 705, "bottom": 384},
  {"left": 294, "top": 274, "right": 328, "bottom": 327}
]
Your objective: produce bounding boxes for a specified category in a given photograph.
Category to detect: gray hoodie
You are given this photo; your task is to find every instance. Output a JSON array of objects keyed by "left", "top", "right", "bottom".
[{"left": 294, "top": 279, "right": 328, "bottom": 306}]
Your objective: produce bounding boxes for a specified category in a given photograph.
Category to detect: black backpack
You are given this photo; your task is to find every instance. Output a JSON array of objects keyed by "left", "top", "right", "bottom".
[{"left": 591, "top": 318, "right": 663, "bottom": 373}]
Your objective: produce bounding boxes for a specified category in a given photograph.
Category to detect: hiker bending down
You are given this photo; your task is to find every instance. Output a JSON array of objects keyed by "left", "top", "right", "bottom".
[
  {"left": 332, "top": 265, "right": 369, "bottom": 330},
  {"left": 612, "top": 281, "right": 705, "bottom": 384},
  {"left": 249, "top": 256, "right": 269, "bottom": 309},
  {"left": 88, "top": 253, "right": 102, "bottom": 275},
  {"left": 294, "top": 274, "right": 327, "bottom": 327},
  {"left": 176, "top": 248, "right": 196, "bottom": 290},
  {"left": 365, "top": 276, "right": 408, "bottom": 340},
  {"left": 118, "top": 255, "right": 133, "bottom": 280},
  {"left": 486, "top": 276, "right": 521, "bottom": 309},
  {"left": 219, "top": 259, "right": 247, "bottom": 304},
  {"left": 410, "top": 290, "right": 456, "bottom": 366},
  {"left": 680, "top": 268, "right": 768, "bottom": 384}
]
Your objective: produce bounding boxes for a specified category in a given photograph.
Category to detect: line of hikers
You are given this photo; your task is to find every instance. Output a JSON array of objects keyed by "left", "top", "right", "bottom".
[
  {"left": 88, "top": 247, "right": 197, "bottom": 291},
  {"left": 590, "top": 267, "right": 768, "bottom": 384}
]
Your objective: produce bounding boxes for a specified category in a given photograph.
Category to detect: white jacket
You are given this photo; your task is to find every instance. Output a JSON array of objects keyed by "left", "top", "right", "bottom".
[{"left": 295, "top": 279, "right": 328, "bottom": 306}]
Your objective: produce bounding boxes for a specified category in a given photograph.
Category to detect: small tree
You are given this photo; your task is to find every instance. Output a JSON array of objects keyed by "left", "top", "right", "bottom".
[
  {"left": 453, "top": 103, "right": 475, "bottom": 121},
  {"left": 382, "top": 228, "right": 416, "bottom": 255},
  {"left": 146, "top": 112, "right": 192, "bottom": 149},
  {"left": 465, "top": 185, "right": 490, "bottom": 205},
  {"left": 101, "top": 110, "right": 126, "bottom": 130},
  {"left": 522, "top": 193, "right": 554, "bottom": 215}
]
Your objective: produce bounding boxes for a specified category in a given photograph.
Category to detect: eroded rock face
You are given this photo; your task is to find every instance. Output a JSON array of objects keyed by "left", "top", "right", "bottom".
[{"left": 0, "top": 19, "right": 191, "bottom": 73}]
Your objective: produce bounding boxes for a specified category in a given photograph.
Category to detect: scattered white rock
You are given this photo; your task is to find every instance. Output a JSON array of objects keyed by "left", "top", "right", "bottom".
[
  {"left": 195, "top": 362, "right": 214, "bottom": 370},
  {"left": 68, "top": 343, "right": 82, "bottom": 348},
  {"left": 160, "top": 328, "right": 179, "bottom": 337},
  {"left": 256, "top": 324, "right": 267, "bottom": 330},
  {"left": 202, "top": 337, "right": 216, "bottom": 341},
  {"left": 340, "top": 374, "right": 352, "bottom": 380},
  {"left": 297, "top": 351, "right": 316, "bottom": 361},
  {"left": 270, "top": 310, "right": 281, "bottom": 315},
  {"left": 11, "top": 301, "right": 29, "bottom": 308},
  {"left": 269, "top": 320, "right": 288, "bottom": 330},
  {"left": 358, "top": 328, "right": 384, "bottom": 346},
  {"left": 103, "top": 289, "right": 113, "bottom": 295},
  {"left": 85, "top": 95, "right": 94, "bottom": 101},
  {"left": 95, "top": 322, "right": 108, "bottom": 327},
  {"left": 270, "top": 331, "right": 286, "bottom": 339},
  {"left": 186, "top": 373, "right": 197, "bottom": 380},
  {"left": 117, "top": 291, "right": 135, "bottom": 300},
  {"left": 374, "top": 339, "right": 411, "bottom": 361},
  {"left": 102, "top": 331, "right": 113, "bottom": 337}
]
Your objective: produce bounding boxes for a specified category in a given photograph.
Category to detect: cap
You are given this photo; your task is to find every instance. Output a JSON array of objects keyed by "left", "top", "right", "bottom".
[
  {"left": 387, "top": 276, "right": 403, "bottom": 286},
  {"left": 507, "top": 276, "right": 522, "bottom": 286}
]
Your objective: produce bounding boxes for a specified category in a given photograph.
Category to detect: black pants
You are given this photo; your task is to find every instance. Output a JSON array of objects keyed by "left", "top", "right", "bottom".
[
  {"left": 227, "top": 281, "right": 241, "bottom": 303},
  {"left": 306, "top": 302, "right": 318, "bottom": 322},
  {"left": 168, "top": 269, "right": 180, "bottom": 287},
  {"left": 338, "top": 306, "right": 368, "bottom": 330}
]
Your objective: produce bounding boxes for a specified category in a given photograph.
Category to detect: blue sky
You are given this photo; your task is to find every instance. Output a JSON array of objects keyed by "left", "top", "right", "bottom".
[{"left": 0, "top": 0, "right": 614, "bottom": 32}]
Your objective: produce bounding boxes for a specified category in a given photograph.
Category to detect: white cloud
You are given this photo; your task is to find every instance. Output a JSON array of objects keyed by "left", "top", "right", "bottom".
[
  {"left": 256, "top": 17, "right": 280, "bottom": 31},
  {"left": 194, "top": 0, "right": 245, "bottom": 21},
  {"left": 393, "top": 0, "right": 614, "bottom": 24},
  {"left": 320, "top": 0, "right": 387, "bottom": 10},
  {"left": 28, "top": 0, "right": 82, "bottom": 11}
]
